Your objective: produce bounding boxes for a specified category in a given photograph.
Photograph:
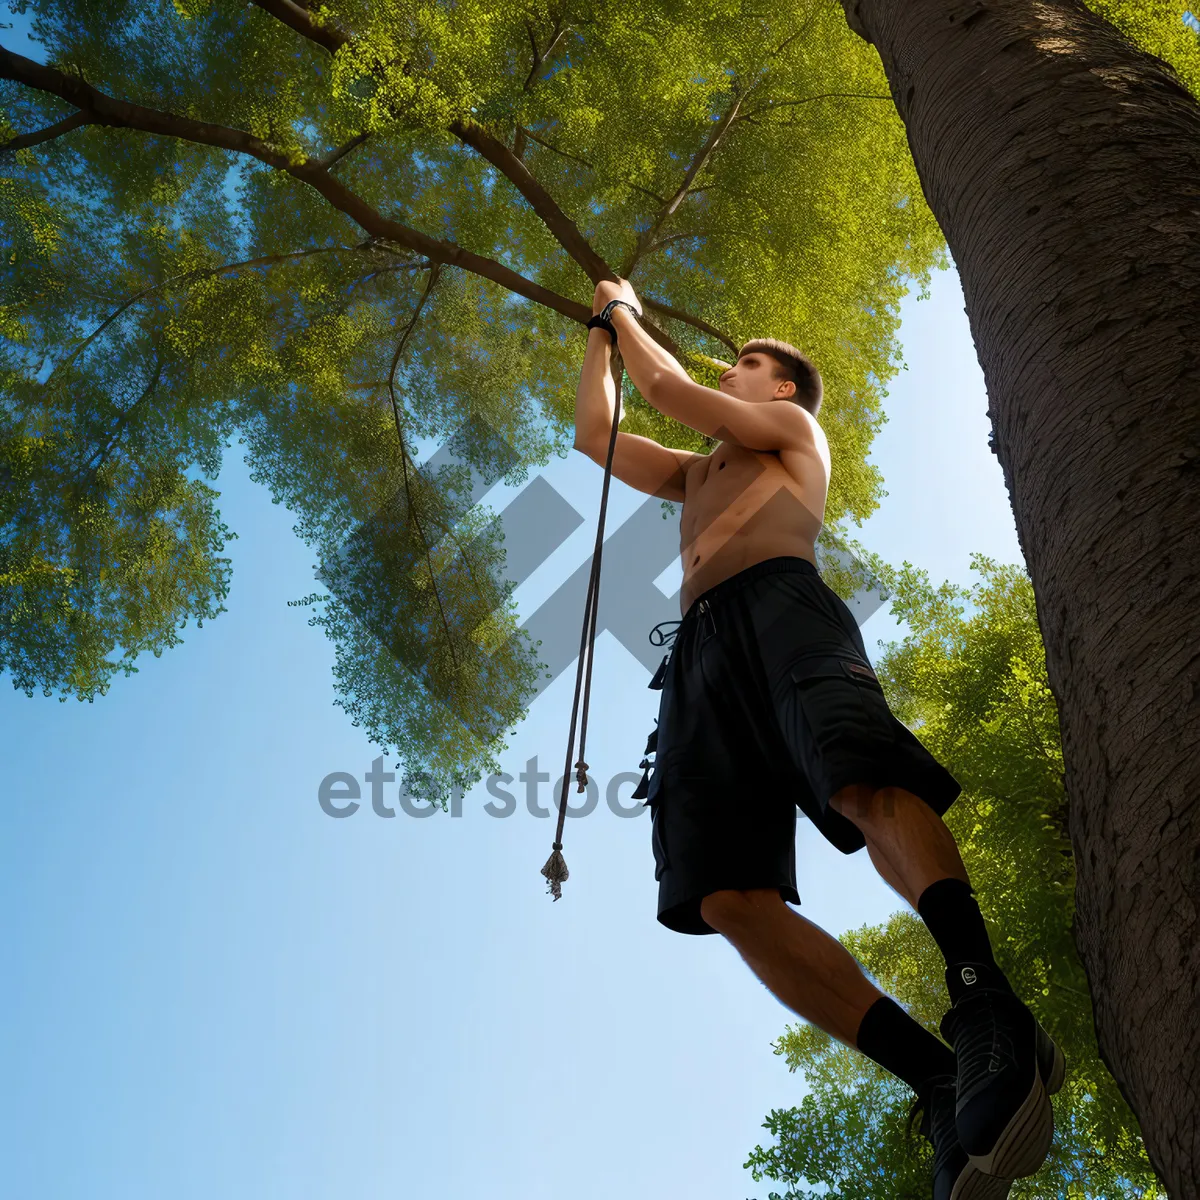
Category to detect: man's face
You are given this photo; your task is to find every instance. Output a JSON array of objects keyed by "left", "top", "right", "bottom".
[{"left": 718, "top": 353, "right": 794, "bottom": 404}]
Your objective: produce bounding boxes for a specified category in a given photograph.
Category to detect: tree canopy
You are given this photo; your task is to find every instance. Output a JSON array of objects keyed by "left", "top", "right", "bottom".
[{"left": 1, "top": 0, "right": 946, "bottom": 803}]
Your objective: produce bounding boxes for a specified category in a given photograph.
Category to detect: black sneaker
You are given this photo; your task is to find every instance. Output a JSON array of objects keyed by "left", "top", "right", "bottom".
[
  {"left": 939, "top": 962, "right": 1068, "bottom": 1179},
  {"left": 907, "top": 1074, "right": 1015, "bottom": 1199}
]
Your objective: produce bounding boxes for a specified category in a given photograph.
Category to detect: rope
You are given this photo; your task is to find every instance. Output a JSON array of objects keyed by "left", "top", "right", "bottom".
[{"left": 540, "top": 352, "right": 625, "bottom": 900}]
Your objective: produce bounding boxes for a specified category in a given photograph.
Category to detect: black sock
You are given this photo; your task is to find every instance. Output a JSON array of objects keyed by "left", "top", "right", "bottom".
[
  {"left": 916, "top": 876, "right": 1012, "bottom": 1003},
  {"left": 854, "top": 995, "right": 956, "bottom": 1100}
]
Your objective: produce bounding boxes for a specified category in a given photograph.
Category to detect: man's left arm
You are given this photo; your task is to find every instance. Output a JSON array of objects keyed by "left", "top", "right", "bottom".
[{"left": 596, "top": 283, "right": 811, "bottom": 453}]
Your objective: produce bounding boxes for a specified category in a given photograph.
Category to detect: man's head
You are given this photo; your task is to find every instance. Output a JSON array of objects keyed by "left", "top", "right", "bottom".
[{"left": 718, "top": 339, "right": 822, "bottom": 417}]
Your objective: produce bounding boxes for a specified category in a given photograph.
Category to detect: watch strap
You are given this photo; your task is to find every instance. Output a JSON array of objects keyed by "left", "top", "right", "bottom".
[{"left": 586, "top": 314, "right": 618, "bottom": 344}]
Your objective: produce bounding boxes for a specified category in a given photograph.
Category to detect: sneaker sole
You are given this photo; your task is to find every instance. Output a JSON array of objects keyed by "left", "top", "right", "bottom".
[
  {"left": 965, "top": 1023, "right": 1067, "bottom": 1179},
  {"left": 951, "top": 1161, "right": 1016, "bottom": 1200}
]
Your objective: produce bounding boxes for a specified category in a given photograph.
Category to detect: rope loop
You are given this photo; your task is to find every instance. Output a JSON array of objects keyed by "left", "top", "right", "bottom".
[{"left": 541, "top": 350, "right": 625, "bottom": 899}]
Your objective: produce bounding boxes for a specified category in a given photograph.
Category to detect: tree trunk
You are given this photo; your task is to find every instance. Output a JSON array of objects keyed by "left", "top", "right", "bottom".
[{"left": 838, "top": 1, "right": 1200, "bottom": 1194}]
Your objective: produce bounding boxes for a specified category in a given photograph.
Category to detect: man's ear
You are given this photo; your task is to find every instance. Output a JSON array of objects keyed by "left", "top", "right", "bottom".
[{"left": 776, "top": 378, "right": 798, "bottom": 401}]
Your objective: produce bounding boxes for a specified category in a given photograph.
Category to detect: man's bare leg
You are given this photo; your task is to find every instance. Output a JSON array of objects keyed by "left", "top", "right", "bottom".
[
  {"left": 699, "top": 784, "right": 972, "bottom": 1045},
  {"left": 828, "top": 783, "right": 971, "bottom": 910},
  {"left": 699, "top": 887, "right": 885, "bottom": 1048},
  {"left": 829, "top": 785, "right": 1066, "bottom": 1179}
]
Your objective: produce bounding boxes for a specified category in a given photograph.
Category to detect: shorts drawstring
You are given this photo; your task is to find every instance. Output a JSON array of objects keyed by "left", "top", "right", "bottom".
[
  {"left": 650, "top": 598, "right": 715, "bottom": 649},
  {"left": 649, "top": 618, "right": 683, "bottom": 648},
  {"left": 647, "top": 619, "right": 680, "bottom": 692}
]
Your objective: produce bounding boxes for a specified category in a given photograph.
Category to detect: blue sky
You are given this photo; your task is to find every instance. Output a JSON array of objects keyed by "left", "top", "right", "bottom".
[
  {"left": 1, "top": 14, "right": 1026, "bottom": 1199},
  {"left": 1, "top": 263, "right": 1023, "bottom": 1200}
]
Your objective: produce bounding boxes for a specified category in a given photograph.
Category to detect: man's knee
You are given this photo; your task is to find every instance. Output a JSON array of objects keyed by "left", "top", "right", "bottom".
[
  {"left": 699, "top": 887, "right": 787, "bottom": 932},
  {"left": 829, "top": 783, "right": 901, "bottom": 827}
]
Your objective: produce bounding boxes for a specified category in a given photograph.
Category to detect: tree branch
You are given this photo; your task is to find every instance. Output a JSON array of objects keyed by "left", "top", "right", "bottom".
[
  {"left": 3, "top": 34, "right": 721, "bottom": 371},
  {"left": 641, "top": 296, "right": 740, "bottom": 357},
  {"left": 621, "top": 92, "right": 745, "bottom": 276},
  {"left": 640, "top": 230, "right": 713, "bottom": 257},
  {"left": 751, "top": 9, "right": 828, "bottom": 80},
  {"left": 0, "top": 110, "right": 91, "bottom": 153},
  {"left": 0, "top": 45, "right": 295, "bottom": 164},
  {"left": 242, "top": 3, "right": 689, "bottom": 355},
  {"left": 320, "top": 129, "right": 372, "bottom": 169},
  {"left": 449, "top": 116, "right": 610, "bottom": 283},
  {"left": 522, "top": 18, "right": 567, "bottom": 92},
  {"left": 486, "top": 17, "right": 570, "bottom": 197},
  {"left": 341, "top": 283, "right": 497, "bottom": 670},
  {"left": 0, "top": 46, "right": 591, "bottom": 327},
  {"left": 523, "top": 19, "right": 541, "bottom": 86},
  {"left": 242, "top": 4, "right": 721, "bottom": 365},
  {"left": 243, "top": 3, "right": 617, "bottom": 297},
  {"left": 739, "top": 92, "right": 893, "bottom": 119},
  {"left": 249, "top": 0, "right": 349, "bottom": 55},
  {"left": 303, "top": 167, "right": 596, "bottom": 323}
]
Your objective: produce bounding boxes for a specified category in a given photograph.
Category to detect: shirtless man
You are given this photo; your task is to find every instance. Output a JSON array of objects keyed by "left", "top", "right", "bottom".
[{"left": 573, "top": 278, "right": 1066, "bottom": 1200}]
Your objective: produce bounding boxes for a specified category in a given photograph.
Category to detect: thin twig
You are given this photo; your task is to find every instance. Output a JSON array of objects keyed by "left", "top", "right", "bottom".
[
  {"left": 43, "top": 243, "right": 378, "bottom": 388},
  {"left": 72, "top": 351, "right": 165, "bottom": 495},
  {"left": 386, "top": 266, "right": 461, "bottom": 675},
  {"left": 640, "top": 230, "right": 713, "bottom": 257},
  {"left": 621, "top": 90, "right": 745, "bottom": 276},
  {"left": 522, "top": 18, "right": 567, "bottom": 92},
  {"left": 321, "top": 129, "right": 372, "bottom": 169},
  {"left": 739, "top": 92, "right": 893, "bottom": 119},
  {"left": 516, "top": 128, "right": 669, "bottom": 205}
]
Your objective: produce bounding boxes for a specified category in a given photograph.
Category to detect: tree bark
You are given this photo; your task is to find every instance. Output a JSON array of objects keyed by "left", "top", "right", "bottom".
[{"left": 838, "top": 2, "right": 1200, "bottom": 1194}]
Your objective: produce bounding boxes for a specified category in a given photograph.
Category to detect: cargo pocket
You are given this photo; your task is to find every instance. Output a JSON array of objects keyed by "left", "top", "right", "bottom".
[{"left": 787, "top": 653, "right": 897, "bottom": 753}]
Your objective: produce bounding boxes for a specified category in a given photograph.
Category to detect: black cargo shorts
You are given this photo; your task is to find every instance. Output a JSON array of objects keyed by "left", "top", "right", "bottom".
[{"left": 630, "top": 555, "right": 962, "bottom": 936}]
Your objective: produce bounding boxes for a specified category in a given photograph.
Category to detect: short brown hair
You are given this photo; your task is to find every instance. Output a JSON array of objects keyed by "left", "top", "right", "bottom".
[{"left": 738, "top": 338, "right": 823, "bottom": 417}]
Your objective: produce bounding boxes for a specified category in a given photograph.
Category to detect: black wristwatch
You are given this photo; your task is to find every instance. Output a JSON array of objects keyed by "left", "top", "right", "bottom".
[
  {"left": 599, "top": 299, "right": 642, "bottom": 325},
  {"left": 586, "top": 314, "right": 617, "bottom": 344}
]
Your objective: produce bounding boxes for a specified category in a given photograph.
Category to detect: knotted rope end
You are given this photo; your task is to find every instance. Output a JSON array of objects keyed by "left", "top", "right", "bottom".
[{"left": 540, "top": 843, "right": 569, "bottom": 901}]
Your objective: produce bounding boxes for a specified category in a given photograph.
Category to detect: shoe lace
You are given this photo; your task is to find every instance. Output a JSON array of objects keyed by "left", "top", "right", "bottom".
[{"left": 950, "top": 992, "right": 1020, "bottom": 1094}]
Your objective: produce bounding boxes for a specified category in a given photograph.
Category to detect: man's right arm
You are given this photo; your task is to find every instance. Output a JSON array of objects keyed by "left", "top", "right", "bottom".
[{"left": 573, "top": 328, "right": 708, "bottom": 502}]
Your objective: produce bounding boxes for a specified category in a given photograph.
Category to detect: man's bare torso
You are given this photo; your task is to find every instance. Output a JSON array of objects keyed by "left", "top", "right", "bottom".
[{"left": 678, "top": 414, "right": 830, "bottom": 615}]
